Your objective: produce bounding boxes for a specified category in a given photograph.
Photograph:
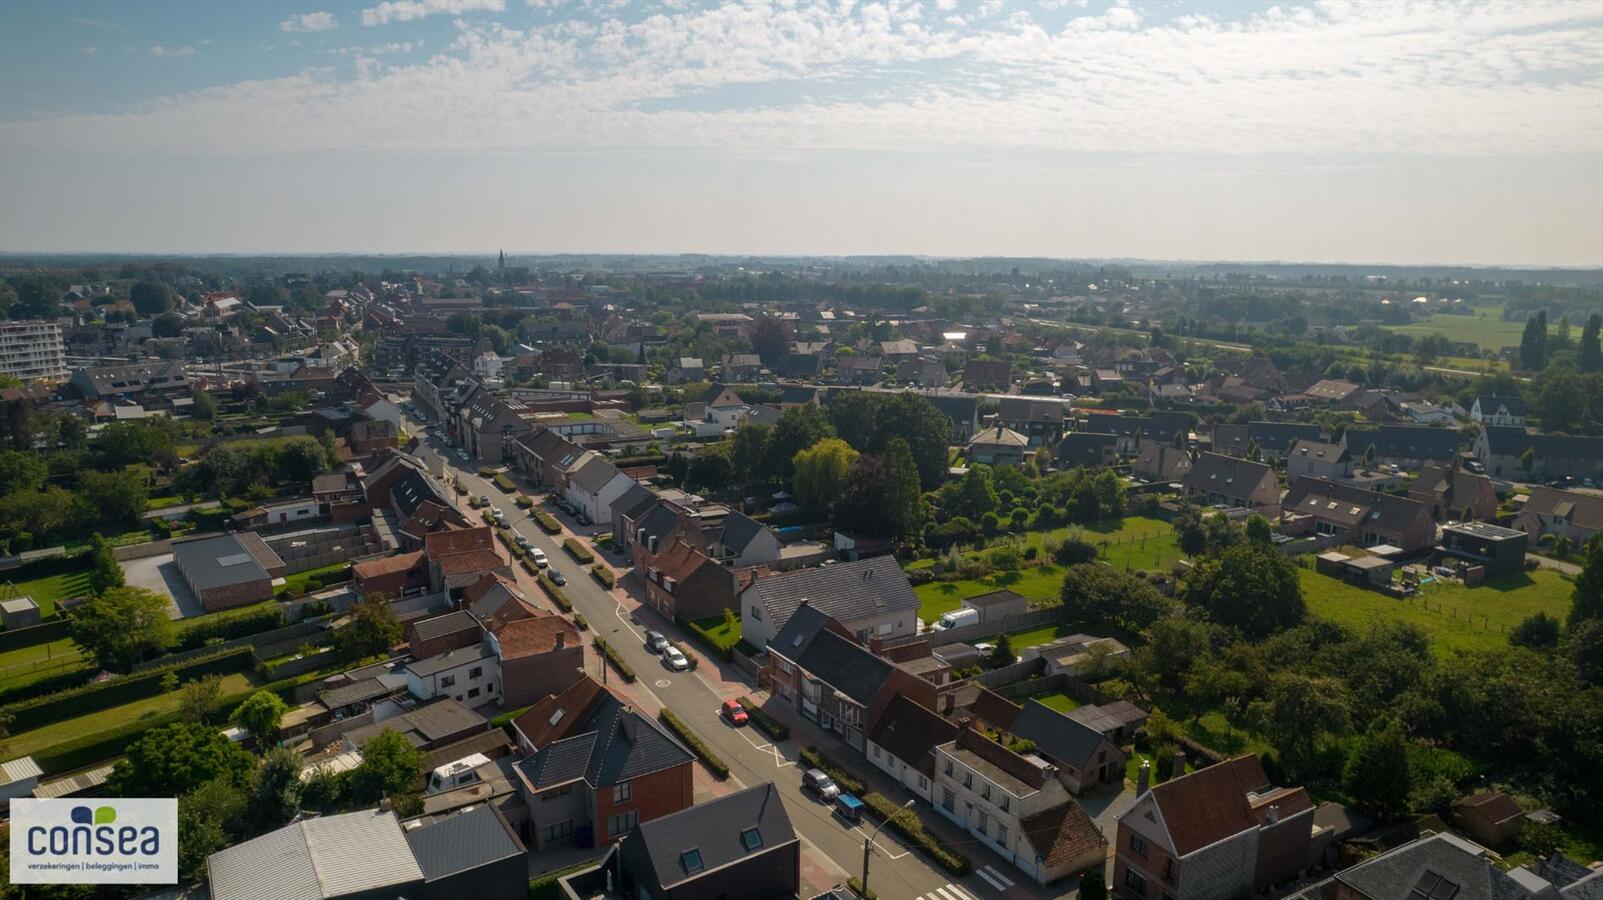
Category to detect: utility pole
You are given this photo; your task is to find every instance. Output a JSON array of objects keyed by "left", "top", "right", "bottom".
[{"left": 862, "top": 798, "right": 914, "bottom": 896}]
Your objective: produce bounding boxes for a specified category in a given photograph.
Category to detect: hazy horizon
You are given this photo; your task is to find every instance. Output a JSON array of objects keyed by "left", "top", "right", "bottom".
[{"left": 3, "top": 0, "right": 1601, "bottom": 266}]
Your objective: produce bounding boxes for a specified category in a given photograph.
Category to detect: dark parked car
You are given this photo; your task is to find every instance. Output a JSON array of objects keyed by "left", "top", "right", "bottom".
[{"left": 645, "top": 631, "right": 668, "bottom": 654}]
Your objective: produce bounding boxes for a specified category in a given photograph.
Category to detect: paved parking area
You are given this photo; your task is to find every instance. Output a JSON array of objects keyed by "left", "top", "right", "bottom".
[{"left": 121, "top": 553, "right": 204, "bottom": 619}]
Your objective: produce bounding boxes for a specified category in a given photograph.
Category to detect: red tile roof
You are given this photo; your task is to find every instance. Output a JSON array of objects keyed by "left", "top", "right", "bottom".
[
  {"left": 435, "top": 548, "right": 507, "bottom": 576},
  {"left": 352, "top": 550, "right": 425, "bottom": 579},
  {"left": 511, "top": 676, "right": 609, "bottom": 749},
  {"left": 1150, "top": 755, "right": 1285, "bottom": 856},
  {"left": 493, "top": 613, "right": 580, "bottom": 660},
  {"left": 1021, "top": 801, "right": 1107, "bottom": 869},
  {"left": 425, "top": 526, "right": 493, "bottom": 558}
]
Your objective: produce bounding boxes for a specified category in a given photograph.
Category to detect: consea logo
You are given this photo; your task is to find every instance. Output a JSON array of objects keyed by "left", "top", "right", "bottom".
[{"left": 9, "top": 798, "right": 177, "bottom": 884}]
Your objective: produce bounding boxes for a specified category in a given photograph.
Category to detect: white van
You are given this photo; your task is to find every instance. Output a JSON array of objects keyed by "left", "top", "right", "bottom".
[
  {"left": 933, "top": 608, "right": 980, "bottom": 631},
  {"left": 427, "top": 753, "right": 490, "bottom": 794}
]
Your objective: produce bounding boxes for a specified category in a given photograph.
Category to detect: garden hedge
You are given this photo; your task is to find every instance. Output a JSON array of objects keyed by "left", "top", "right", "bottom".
[
  {"left": 738, "top": 695, "right": 789, "bottom": 742},
  {"left": 536, "top": 574, "right": 573, "bottom": 612},
  {"left": 3, "top": 646, "right": 255, "bottom": 732},
  {"left": 861, "top": 791, "right": 971, "bottom": 875},
  {"left": 563, "top": 538, "right": 595, "bottom": 564},
  {"left": 659, "top": 707, "right": 729, "bottom": 779},
  {"left": 798, "top": 746, "right": 865, "bottom": 795},
  {"left": 590, "top": 566, "right": 615, "bottom": 589},
  {"left": 591, "top": 637, "right": 636, "bottom": 683},
  {"left": 533, "top": 511, "right": 562, "bottom": 535}
]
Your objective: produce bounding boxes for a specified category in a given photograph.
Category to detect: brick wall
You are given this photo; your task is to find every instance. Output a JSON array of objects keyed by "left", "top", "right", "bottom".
[
  {"left": 500, "top": 644, "right": 585, "bottom": 708},
  {"left": 198, "top": 578, "right": 274, "bottom": 612},
  {"left": 592, "top": 761, "right": 693, "bottom": 845}
]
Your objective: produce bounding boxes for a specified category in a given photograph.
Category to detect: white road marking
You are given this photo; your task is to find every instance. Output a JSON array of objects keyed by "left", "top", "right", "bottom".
[
  {"left": 944, "top": 883, "right": 982, "bottom": 900},
  {"left": 976, "top": 868, "right": 1007, "bottom": 891},
  {"left": 981, "top": 865, "right": 1014, "bottom": 888},
  {"left": 851, "top": 825, "right": 911, "bottom": 861}
]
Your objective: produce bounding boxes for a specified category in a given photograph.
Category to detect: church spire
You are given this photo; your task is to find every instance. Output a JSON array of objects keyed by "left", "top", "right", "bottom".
[{"left": 497, "top": 248, "right": 505, "bottom": 271}]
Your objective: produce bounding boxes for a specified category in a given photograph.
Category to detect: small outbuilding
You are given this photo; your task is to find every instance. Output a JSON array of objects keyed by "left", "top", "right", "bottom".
[
  {"left": 0, "top": 596, "right": 41, "bottom": 630},
  {"left": 1440, "top": 521, "right": 1527, "bottom": 577}
]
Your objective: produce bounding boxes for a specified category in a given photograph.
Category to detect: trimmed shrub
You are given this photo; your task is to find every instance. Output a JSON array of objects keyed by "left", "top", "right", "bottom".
[
  {"left": 493, "top": 473, "right": 517, "bottom": 493},
  {"left": 591, "top": 637, "right": 636, "bottom": 683},
  {"left": 563, "top": 538, "right": 595, "bottom": 564},
  {"left": 536, "top": 574, "right": 573, "bottom": 613},
  {"left": 659, "top": 707, "right": 729, "bottom": 779},
  {"left": 573, "top": 614, "right": 588, "bottom": 632},
  {"left": 533, "top": 511, "right": 562, "bottom": 534},
  {"left": 847, "top": 877, "right": 877, "bottom": 900},
  {"left": 798, "top": 746, "right": 865, "bottom": 795},
  {"left": 861, "top": 791, "right": 971, "bottom": 876},
  {"left": 738, "top": 695, "right": 789, "bottom": 741},
  {"left": 590, "top": 566, "right": 615, "bottom": 589},
  {"left": 515, "top": 495, "right": 533, "bottom": 509}
]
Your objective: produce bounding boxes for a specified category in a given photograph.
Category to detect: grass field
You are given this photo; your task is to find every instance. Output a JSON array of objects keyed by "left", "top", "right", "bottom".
[
  {"left": 275, "top": 562, "right": 352, "bottom": 598},
  {"left": 916, "top": 565, "right": 1067, "bottom": 623},
  {"left": 0, "top": 570, "right": 93, "bottom": 618},
  {"left": 1002, "top": 619, "right": 1088, "bottom": 649},
  {"left": 0, "top": 638, "right": 89, "bottom": 692},
  {"left": 1384, "top": 305, "right": 1544, "bottom": 352},
  {"left": 910, "top": 516, "right": 1180, "bottom": 623},
  {"left": 2, "top": 672, "right": 255, "bottom": 759},
  {"left": 1299, "top": 567, "right": 1574, "bottom": 657}
]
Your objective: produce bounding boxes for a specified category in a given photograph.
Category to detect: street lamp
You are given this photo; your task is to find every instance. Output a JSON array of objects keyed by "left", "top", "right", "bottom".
[{"left": 862, "top": 798, "right": 915, "bottom": 898}]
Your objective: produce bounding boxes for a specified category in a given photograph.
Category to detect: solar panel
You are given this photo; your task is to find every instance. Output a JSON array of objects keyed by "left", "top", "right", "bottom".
[{"left": 1407, "top": 871, "right": 1459, "bottom": 900}]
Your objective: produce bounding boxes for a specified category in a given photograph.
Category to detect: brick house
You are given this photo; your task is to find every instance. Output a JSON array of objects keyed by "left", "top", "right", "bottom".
[
  {"left": 761, "top": 604, "right": 936, "bottom": 752},
  {"left": 1114, "top": 755, "right": 1314, "bottom": 900},
  {"left": 1134, "top": 440, "right": 1193, "bottom": 483},
  {"left": 488, "top": 613, "right": 583, "bottom": 708},
  {"left": 983, "top": 697, "right": 1126, "bottom": 795},
  {"left": 1285, "top": 439, "right": 1352, "bottom": 483},
  {"left": 1281, "top": 477, "right": 1435, "bottom": 551},
  {"left": 1408, "top": 458, "right": 1498, "bottom": 522},
  {"left": 1512, "top": 486, "right": 1603, "bottom": 545},
  {"left": 172, "top": 533, "right": 285, "bottom": 612},
  {"left": 1181, "top": 453, "right": 1281, "bottom": 518},
  {"left": 456, "top": 383, "right": 532, "bottom": 465},
  {"left": 866, "top": 694, "right": 957, "bottom": 803},
  {"left": 514, "top": 693, "right": 694, "bottom": 851},
  {"left": 740, "top": 555, "right": 920, "bottom": 651},
  {"left": 425, "top": 527, "right": 512, "bottom": 595},
  {"left": 964, "top": 359, "right": 1013, "bottom": 391},
  {"left": 406, "top": 608, "right": 480, "bottom": 658},
  {"left": 353, "top": 550, "right": 430, "bottom": 599},
  {"left": 640, "top": 536, "right": 756, "bottom": 622}
]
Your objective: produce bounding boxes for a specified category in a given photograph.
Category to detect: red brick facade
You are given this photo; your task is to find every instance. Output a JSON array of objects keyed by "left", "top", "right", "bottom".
[{"left": 592, "top": 761, "right": 693, "bottom": 845}]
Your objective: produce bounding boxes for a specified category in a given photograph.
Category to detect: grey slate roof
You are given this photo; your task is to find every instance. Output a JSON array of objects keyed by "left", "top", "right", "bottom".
[
  {"left": 408, "top": 642, "right": 494, "bottom": 677},
  {"left": 516, "top": 693, "right": 693, "bottom": 791},
  {"left": 795, "top": 629, "right": 893, "bottom": 707},
  {"left": 1331, "top": 832, "right": 1548, "bottom": 900},
  {"left": 409, "top": 609, "right": 478, "bottom": 644},
  {"left": 404, "top": 804, "right": 525, "bottom": 882},
  {"left": 1009, "top": 699, "right": 1109, "bottom": 770},
  {"left": 717, "top": 511, "right": 768, "bottom": 555},
  {"left": 1058, "top": 432, "right": 1116, "bottom": 466},
  {"left": 747, "top": 555, "right": 918, "bottom": 632},
  {"left": 318, "top": 677, "right": 397, "bottom": 710},
  {"left": 1343, "top": 424, "right": 1465, "bottom": 462},
  {"left": 611, "top": 481, "right": 656, "bottom": 523},
  {"left": 570, "top": 453, "right": 622, "bottom": 494},
  {"left": 624, "top": 782, "right": 796, "bottom": 891}
]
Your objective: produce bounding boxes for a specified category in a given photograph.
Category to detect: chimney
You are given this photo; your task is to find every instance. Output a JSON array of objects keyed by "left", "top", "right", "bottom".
[
  {"left": 869, "top": 636, "right": 883, "bottom": 655},
  {"left": 1267, "top": 804, "right": 1280, "bottom": 824},
  {"left": 957, "top": 716, "right": 973, "bottom": 732},
  {"left": 555, "top": 632, "right": 565, "bottom": 650},
  {"left": 1137, "top": 760, "right": 1151, "bottom": 794},
  {"left": 1172, "top": 750, "right": 1187, "bottom": 780}
]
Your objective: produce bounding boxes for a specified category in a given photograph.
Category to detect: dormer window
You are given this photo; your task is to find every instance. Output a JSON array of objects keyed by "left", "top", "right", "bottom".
[{"left": 681, "top": 849, "right": 704, "bottom": 874}]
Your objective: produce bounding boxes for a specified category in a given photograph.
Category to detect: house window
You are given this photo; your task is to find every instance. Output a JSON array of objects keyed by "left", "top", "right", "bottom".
[
  {"left": 542, "top": 785, "right": 572, "bottom": 801},
  {"left": 981, "top": 784, "right": 990, "bottom": 801},
  {"left": 776, "top": 658, "right": 793, "bottom": 675},
  {"left": 996, "top": 824, "right": 1008, "bottom": 846},
  {"left": 941, "top": 788, "right": 955, "bottom": 812},
  {"left": 440, "top": 675, "right": 456, "bottom": 688},
  {"left": 740, "top": 827, "right": 763, "bottom": 852},
  {"left": 1130, "top": 833, "right": 1148, "bottom": 858},
  {"left": 944, "top": 760, "right": 954, "bottom": 777},
  {"left": 918, "top": 775, "right": 928, "bottom": 791},
  {"left": 613, "top": 781, "right": 632, "bottom": 803},
  {"left": 750, "top": 605, "right": 763, "bottom": 621},
  {"left": 978, "top": 811, "right": 988, "bottom": 834},
  {"left": 468, "top": 687, "right": 480, "bottom": 699},
  {"left": 963, "top": 773, "right": 972, "bottom": 789},
  {"left": 680, "top": 849, "right": 704, "bottom": 874},
  {"left": 870, "top": 744, "right": 880, "bottom": 760},
  {"left": 1125, "top": 870, "right": 1147, "bottom": 893},
  {"left": 543, "top": 820, "right": 573, "bottom": 842},
  {"left": 469, "top": 666, "right": 483, "bottom": 679},
  {"left": 608, "top": 811, "right": 638, "bottom": 836},
  {"left": 999, "top": 796, "right": 1009, "bottom": 813}
]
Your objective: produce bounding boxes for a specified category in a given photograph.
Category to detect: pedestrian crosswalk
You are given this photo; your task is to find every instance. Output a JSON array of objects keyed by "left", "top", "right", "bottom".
[
  {"left": 976, "top": 865, "right": 1016, "bottom": 891},
  {"left": 916, "top": 884, "right": 982, "bottom": 900}
]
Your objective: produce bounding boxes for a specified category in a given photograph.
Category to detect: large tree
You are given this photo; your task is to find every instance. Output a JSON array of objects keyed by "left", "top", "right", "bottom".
[
  {"left": 684, "top": 443, "right": 735, "bottom": 493},
  {"left": 248, "top": 747, "right": 304, "bottom": 831},
  {"left": 1343, "top": 719, "right": 1412, "bottom": 823},
  {"left": 881, "top": 437, "right": 926, "bottom": 540},
  {"left": 334, "top": 593, "right": 403, "bottom": 661},
  {"left": 350, "top": 729, "right": 423, "bottom": 805},
  {"left": 952, "top": 465, "right": 999, "bottom": 520},
  {"left": 1581, "top": 313, "right": 1603, "bottom": 373},
  {"left": 749, "top": 315, "right": 790, "bottom": 367},
  {"left": 69, "top": 585, "right": 176, "bottom": 672},
  {"left": 6, "top": 273, "right": 62, "bottom": 320},
  {"left": 1178, "top": 543, "right": 1304, "bottom": 639},
  {"left": 765, "top": 404, "right": 833, "bottom": 483},
  {"left": 75, "top": 468, "right": 150, "bottom": 530},
  {"left": 1250, "top": 672, "right": 1352, "bottom": 778},
  {"left": 130, "top": 280, "right": 174, "bottom": 317},
  {"left": 110, "top": 721, "right": 254, "bottom": 797},
  {"left": 178, "top": 777, "right": 246, "bottom": 881},
  {"left": 1571, "top": 533, "right": 1603, "bottom": 626},
  {"left": 1058, "top": 564, "right": 1173, "bottom": 633},
  {"left": 792, "top": 437, "right": 858, "bottom": 510},
  {"left": 86, "top": 532, "right": 126, "bottom": 596},
  {"left": 232, "top": 690, "right": 288, "bottom": 747},
  {"left": 830, "top": 454, "right": 894, "bottom": 537}
]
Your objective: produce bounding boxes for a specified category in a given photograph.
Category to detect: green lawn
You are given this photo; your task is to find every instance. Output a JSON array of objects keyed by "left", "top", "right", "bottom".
[
  {"left": 1299, "top": 568, "right": 1574, "bottom": 657},
  {"left": 276, "top": 562, "right": 352, "bottom": 597},
  {"left": 0, "top": 570, "right": 93, "bottom": 618},
  {"left": 1003, "top": 619, "right": 1088, "bottom": 649},
  {"left": 916, "top": 565, "right": 1068, "bottom": 623},
  {"left": 1032, "top": 692, "right": 1081, "bottom": 713},
  {"left": 0, "top": 638, "right": 89, "bottom": 692},
  {"left": 691, "top": 614, "right": 742, "bottom": 651},
  {"left": 2, "top": 672, "right": 256, "bottom": 760}
]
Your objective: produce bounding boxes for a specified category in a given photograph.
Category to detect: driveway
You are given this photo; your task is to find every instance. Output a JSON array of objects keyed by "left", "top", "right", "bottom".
[{"left": 121, "top": 554, "right": 204, "bottom": 619}]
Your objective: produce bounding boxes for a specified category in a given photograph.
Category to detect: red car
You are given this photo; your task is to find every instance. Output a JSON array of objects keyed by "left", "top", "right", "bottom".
[{"left": 721, "top": 699, "right": 748, "bottom": 726}]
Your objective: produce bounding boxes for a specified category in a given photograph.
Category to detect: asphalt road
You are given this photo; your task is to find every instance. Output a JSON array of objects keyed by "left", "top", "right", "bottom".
[{"left": 403, "top": 416, "right": 1057, "bottom": 900}]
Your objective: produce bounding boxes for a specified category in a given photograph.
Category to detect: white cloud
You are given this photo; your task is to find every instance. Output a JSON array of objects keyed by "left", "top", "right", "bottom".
[
  {"left": 280, "top": 11, "right": 339, "bottom": 32},
  {"left": 361, "top": 0, "right": 506, "bottom": 26},
  {"left": 149, "top": 44, "right": 196, "bottom": 57},
  {"left": 329, "top": 39, "right": 428, "bottom": 55},
  {"left": 73, "top": 17, "right": 120, "bottom": 29},
  {"left": 7, "top": 0, "right": 1599, "bottom": 161},
  {"left": 81, "top": 46, "right": 99, "bottom": 56}
]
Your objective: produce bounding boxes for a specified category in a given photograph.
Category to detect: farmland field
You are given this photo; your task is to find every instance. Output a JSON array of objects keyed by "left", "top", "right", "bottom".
[
  {"left": 1, "top": 672, "right": 256, "bottom": 759},
  {"left": 1383, "top": 305, "right": 1546, "bottom": 352},
  {"left": 1299, "top": 567, "right": 1573, "bottom": 657},
  {"left": 915, "top": 565, "right": 1066, "bottom": 623}
]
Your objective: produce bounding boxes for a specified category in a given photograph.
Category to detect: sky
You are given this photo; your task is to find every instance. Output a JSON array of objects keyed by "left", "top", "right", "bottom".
[{"left": 1, "top": 0, "right": 1601, "bottom": 266}]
